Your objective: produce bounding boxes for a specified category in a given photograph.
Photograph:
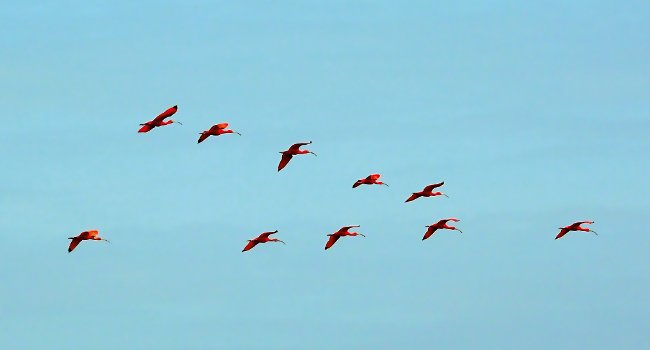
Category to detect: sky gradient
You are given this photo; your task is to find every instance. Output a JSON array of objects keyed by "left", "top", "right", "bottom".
[{"left": 1, "top": 1, "right": 649, "bottom": 349}]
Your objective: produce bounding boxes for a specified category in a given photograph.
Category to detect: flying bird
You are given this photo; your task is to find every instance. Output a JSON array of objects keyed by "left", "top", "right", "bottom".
[
  {"left": 198, "top": 122, "right": 241, "bottom": 143},
  {"left": 555, "top": 221, "right": 597, "bottom": 240},
  {"left": 242, "top": 230, "right": 285, "bottom": 252},
  {"left": 67, "top": 230, "right": 110, "bottom": 253},
  {"left": 422, "top": 218, "right": 462, "bottom": 240},
  {"left": 138, "top": 105, "right": 181, "bottom": 133},
  {"left": 405, "top": 182, "right": 448, "bottom": 202},
  {"left": 325, "top": 225, "right": 365, "bottom": 250},
  {"left": 353, "top": 174, "right": 388, "bottom": 188},
  {"left": 278, "top": 141, "right": 316, "bottom": 171}
]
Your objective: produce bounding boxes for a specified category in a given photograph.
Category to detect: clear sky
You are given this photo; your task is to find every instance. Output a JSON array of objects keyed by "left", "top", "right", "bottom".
[{"left": 1, "top": 1, "right": 649, "bottom": 349}]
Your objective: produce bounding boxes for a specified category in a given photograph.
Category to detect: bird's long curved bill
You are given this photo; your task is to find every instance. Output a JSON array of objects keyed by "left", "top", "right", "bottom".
[
  {"left": 382, "top": 183, "right": 389, "bottom": 187},
  {"left": 443, "top": 193, "right": 449, "bottom": 198},
  {"left": 310, "top": 152, "right": 317, "bottom": 156},
  {"left": 175, "top": 121, "right": 183, "bottom": 125},
  {"left": 455, "top": 229, "right": 463, "bottom": 233},
  {"left": 359, "top": 233, "right": 366, "bottom": 237},
  {"left": 103, "top": 239, "right": 111, "bottom": 243},
  {"left": 235, "top": 131, "right": 242, "bottom": 136},
  {"left": 590, "top": 230, "right": 598, "bottom": 236},
  {"left": 278, "top": 240, "right": 286, "bottom": 244}
]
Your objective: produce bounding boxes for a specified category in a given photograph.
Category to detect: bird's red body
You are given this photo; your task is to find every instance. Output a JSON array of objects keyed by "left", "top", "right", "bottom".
[
  {"left": 555, "top": 221, "right": 597, "bottom": 240},
  {"left": 67, "top": 230, "right": 110, "bottom": 253},
  {"left": 278, "top": 141, "right": 316, "bottom": 171},
  {"left": 353, "top": 173, "right": 388, "bottom": 188},
  {"left": 422, "top": 218, "right": 462, "bottom": 240},
  {"left": 324, "top": 225, "right": 365, "bottom": 250},
  {"left": 138, "top": 105, "right": 179, "bottom": 133},
  {"left": 198, "top": 122, "right": 241, "bottom": 143},
  {"left": 242, "top": 230, "right": 285, "bottom": 252},
  {"left": 405, "top": 182, "right": 447, "bottom": 202}
]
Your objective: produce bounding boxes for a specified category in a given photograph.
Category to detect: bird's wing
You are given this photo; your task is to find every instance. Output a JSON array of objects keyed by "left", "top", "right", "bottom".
[
  {"left": 405, "top": 193, "right": 420, "bottom": 202},
  {"left": 278, "top": 154, "right": 293, "bottom": 171},
  {"left": 87, "top": 230, "right": 99, "bottom": 239},
  {"left": 423, "top": 182, "right": 444, "bottom": 192},
  {"left": 68, "top": 238, "right": 82, "bottom": 253},
  {"left": 369, "top": 174, "right": 381, "bottom": 181},
  {"left": 571, "top": 221, "right": 594, "bottom": 227},
  {"left": 242, "top": 241, "right": 258, "bottom": 252},
  {"left": 151, "top": 105, "right": 178, "bottom": 123},
  {"left": 288, "top": 141, "right": 311, "bottom": 152},
  {"left": 337, "top": 225, "right": 359, "bottom": 233},
  {"left": 555, "top": 228, "right": 570, "bottom": 240},
  {"left": 215, "top": 122, "right": 229, "bottom": 129},
  {"left": 258, "top": 231, "right": 277, "bottom": 239},
  {"left": 422, "top": 227, "right": 438, "bottom": 240},
  {"left": 138, "top": 124, "right": 155, "bottom": 133},
  {"left": 352, "top": 180, "right": 363, "bottom": 188},
  {"left": 197, "top": 133, "right": 210, "bottom": 143},
  {"left": 444, "top": 218, "right": 460, "bottom": 222},
  {"left": 325, "top": 235, "right": 340, "bottom": 250}
]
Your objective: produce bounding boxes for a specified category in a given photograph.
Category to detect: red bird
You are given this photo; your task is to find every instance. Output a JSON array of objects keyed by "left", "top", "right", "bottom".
[
  {"left": 325, "top": 225, "right": 365, "bottom": 250},
  {"left": 138, "top": 105, "right": 181, "bottom": 133},
  {"left": 67, "top": 230, "right": 110, "bottom": 253},
  {"left": 555, "top": 221, "right": 597, "bottom": 240},
  {"left": 242, "top": 230, "right": 286, "bottom": 252},
  {"left": 353, "top": 173, "right": 388, "bottom": 188},
  {"left": 278, "top": 141, "right": 317, "bottom": 171},
  {"left": 422, "top": 218, "right": 462, "bottom": 240},
  {"left": 198, "top": 122, "right": 241, "bottom": 143},
  {"left": 405, "top": 182, "right": 448, "bottom": 202}
]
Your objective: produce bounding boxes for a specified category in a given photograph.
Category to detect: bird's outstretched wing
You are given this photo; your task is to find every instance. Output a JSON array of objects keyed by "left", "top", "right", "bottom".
[
  {"left": 215, "top": 122, "right": 229, "bottom": 129},
  {"left": 197, "top": 133, "right": 210, "bottom": 144},
  {"left": 257, "top": 231, "right": 278, "bottom": 239},
  {"left": 352, "top": 180, "right": 363, "bottom": 188},
  {"left": 422, "top": 227, "right": 438, "bottom": 240},
  {"left": 368, "top": 174, "right": 381, "bottom": 181},
  {"left": 555, "top": 228, "right": 570, "bottom": 240},
  {"left": 138, "top": 124, "right": 155, "bottom": 133},
  {"left": 423, "top": 182, "right": 444, "bottom": 192},
  {"left": 242, "top": 241, "right": 258, "bottom": 252},
  {"left": 325, "top": 235, "right": 340, "bottom": 250},
  {"left": 68, "top": 238, "right": 82, "bottom": 253},
  {"left": 288, "top": 141, "right": 311, "bottom": 153},
  {"left": 337, "top": 225, "right": 360, "bottom": 233},
  {"left": 571, "top": 220, "right": 594, "bottom": 227},
  {"left": 443, "top": 218, "right": 460, "bottom": 223},
  {"left": 405, "top": 193, "right": 421, "bottom": 202},
  {"left": 278, "top": 154, "right": 293, "bottom": 171},
  {"left": 151, "top": 105, "right": 178, "bottom": 124}
]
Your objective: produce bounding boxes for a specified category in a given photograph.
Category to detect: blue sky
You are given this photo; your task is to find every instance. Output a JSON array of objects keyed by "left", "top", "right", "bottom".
[{"left": 1, "top": 1, "right": 649, "bottom": 349}]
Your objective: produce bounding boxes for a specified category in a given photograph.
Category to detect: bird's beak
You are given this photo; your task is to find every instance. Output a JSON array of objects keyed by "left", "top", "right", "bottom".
[
  {"left": 455, "top": 229, "right": 463, "bottom": 233},
  {"left": 175, "top": 121, "right": 183, "bottom": 125},
  {"left": 235, "top": 131, "right": 242, "bottom": 136},
  {"left": 278, "top": 240, "right": 286, "bottom": 244},
  {"left": 359, "top": 233, "right": 366, "bottom": 237},
  {"left": 310, "top": 152, "right": 317, "bottom": 156},
  {"left": 103, "top": 239, "right": 111, "bottom": 243},
  {"left": 383, "top": 183, "right": 389, "bottom": 187},
  {"left": 442, "top": 193, "right": 449, "bottom": 198},
  {"left": 590, "top": 230, "right": 598, "bottom": 236}
]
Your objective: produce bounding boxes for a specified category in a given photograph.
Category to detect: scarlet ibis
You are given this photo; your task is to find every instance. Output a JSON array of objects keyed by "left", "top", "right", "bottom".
[
  {"left": 242, "top": 230, "right": 285, "bottom": 252},
  {"left": 278, "top": 141, "right": 316, "bottom": 171},
  {"left": 325, "top": 225, "right": 365, "bottom": 250},
  {"left": 198, "top": 122, "right": 241, "bottom": 143},
  {"left": 67, "top": 230, "right": 110, "bottom": 253},
  {"left": 555, "top": 221, "right": 597, "bottom": 240},
  {"left": 353, "top": 174, "right": 388, "bottom": 188},
  {"left": 138, "top": 105, "right": 181, "bottom": 133},
  {"left": 405, "top": 182, "right": 448, "bottom": 202},
  {"left": 422, "top": 218, "right": 462, "bottom": 240}
]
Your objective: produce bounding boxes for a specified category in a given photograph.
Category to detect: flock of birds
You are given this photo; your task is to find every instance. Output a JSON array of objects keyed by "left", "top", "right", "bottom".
[{"left": 66, "top": 105, "right": 599, "bottom": 253}]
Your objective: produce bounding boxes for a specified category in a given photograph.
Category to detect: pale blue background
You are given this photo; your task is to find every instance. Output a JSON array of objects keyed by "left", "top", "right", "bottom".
[{"left": 1, "top": 1, "right": 649, "bottom": 349}]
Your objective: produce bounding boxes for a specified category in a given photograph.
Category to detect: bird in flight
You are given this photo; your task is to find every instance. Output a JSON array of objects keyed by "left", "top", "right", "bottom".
[
  {"left": 67, "top": 230, "right": 110, "bottom": 253},
  {"left": 405, "top": 182, "right": 448, "bottom": 202},
  {"left": 353, "top": 173, "right": 388, "bottom": 188},
  {"left": 138, "top": 105, "right": 181, "bottom": 133},
  {"left": 325, "top": 225, "right": 365, "bottom": 250},
  {"left": 198, "top": 122, "right": 241, "bottom": 143},
  {"left": 555, "top": 221, "right": 597, "bottom": 240},
  {"left": 242, "top": 230, "right": 286, "bottom": 252},
  {"left": 422, "top": 218, "right": 462, "bottom": 240},
  {"left": 278, "top": 141, "right": 316, "bottom": 171}
]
